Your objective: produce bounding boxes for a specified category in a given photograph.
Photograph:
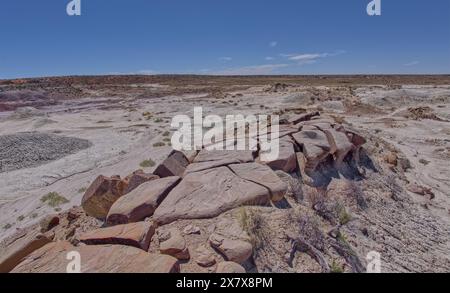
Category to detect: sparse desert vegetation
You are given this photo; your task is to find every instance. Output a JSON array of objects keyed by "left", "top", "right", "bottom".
[
  {"left": 139, "top": 159, "right": 156, "bottom": 168},
  {"left": 40, "top": 192, "right": 69, "bottom": 208}
]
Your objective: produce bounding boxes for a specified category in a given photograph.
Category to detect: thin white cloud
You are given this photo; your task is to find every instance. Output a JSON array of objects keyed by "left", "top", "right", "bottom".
[
  {"left": 288, "top": 53, "right": 323, "bottom": 61},
  {"left": 281, "top": 50, "right": 346, "bottom": 65},
  {"left": 265, "top": 56, "right": 274, "bottom": 61},
  {"left": 404, "top": 61, "right": 419, "bottom": 66},
  {"left": 219, "top": 57, "right": 233, "bottom": 62},
  {"left": 269, "top": 41, "right": 278, "bottom": 48},
  {"left": 211, "top": 64, "right": 288, "bottom": 75}
]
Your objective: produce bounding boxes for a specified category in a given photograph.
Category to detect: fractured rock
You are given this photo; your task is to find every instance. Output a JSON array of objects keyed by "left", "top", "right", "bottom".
[
  {"left": 228, "top": 163, "right": 288, "bottom": 202},
  {"left": 289, "top": 111, "right": 320, "bottom": 125},
  {"left": 260, "top": 136, "right": 297, "bottom": 173},
  {"left": 292, "top": 130, "right": 331, "bottom": 174},
  {"left": 11, "top": 241, "right": 179, "bottom": 273},
  {"left": 324, "top": 128, "right": 353, "bottom": 167},
  {"left": 154, "top": 150, "right": 189, "bottom": 178},
  {"left": 81, "top": 175, "right": 127, "bottom": 219},
  {"left": 107, "top": 176, "right": 181, "bottom": 225},
  {"left": 153, "top": 167, "right": 271, "bottom": 225},
  {"left": 194, "top": 150, "right": 254, "bottom": 163},
  {"left": 159, "top": 228, "right": 190, "bottom": 260},
  {"left": 51, "top": 206, "right": 103, "bottom": 244},
  {"left": 124, "top": 170, "right": 159, "bottom": 194},
  {"left": 182, "top": 150, "right": 199, "bottom": 163},
  {"left": 209, "top": 233, "right": 253, "bottom": 264},
  {"left": 0, "top": 229, "right": 53, "bottom": 273},
  {"left": 79, "top": 221, "right": 156, "bottom": 251},
  {"left": 184, "top": 158, "right": 240, "bottom": 175}
]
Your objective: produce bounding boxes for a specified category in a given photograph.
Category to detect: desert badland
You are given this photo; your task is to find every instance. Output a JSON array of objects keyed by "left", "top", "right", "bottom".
[{"left": 0, "top": 75, "right": 449, "bottom": 273}]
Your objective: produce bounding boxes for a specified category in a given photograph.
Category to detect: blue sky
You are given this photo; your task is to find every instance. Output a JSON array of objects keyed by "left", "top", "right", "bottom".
[{"left": 0, "top": 0, "right": 449, "bottom": 78}]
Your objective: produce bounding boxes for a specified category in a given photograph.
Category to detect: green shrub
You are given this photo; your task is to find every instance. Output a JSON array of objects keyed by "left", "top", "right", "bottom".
[
  {"left": 330, "top": 260, "right": 344, "bottom": 273},
  {"left": 41, "top": 192, "right": 69, "bottom": 207},
  {"left": 140, "top": 159, "right": 156, "bottom": 168}
]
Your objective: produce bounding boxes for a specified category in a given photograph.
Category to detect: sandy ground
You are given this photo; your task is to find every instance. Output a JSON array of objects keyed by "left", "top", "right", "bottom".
[{"left": 0, "top": 77, "right": 449, "bottom": 272}]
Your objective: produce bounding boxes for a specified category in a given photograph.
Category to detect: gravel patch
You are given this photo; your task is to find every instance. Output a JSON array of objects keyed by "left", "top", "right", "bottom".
[{"left": 0, "top": 132, "right": 92, "bottom": 173}]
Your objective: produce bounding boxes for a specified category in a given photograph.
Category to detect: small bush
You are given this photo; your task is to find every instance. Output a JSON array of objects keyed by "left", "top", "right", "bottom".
[
  {"left": 3, "top": 223, "right": 12, "bottom": 230},
  {"left": 41, "top": 192, "right": 69, "bottom": 207},
  {"left": 238, "top": 208, "right": 266, "bottom": 251},
  {"left": 162, "top": 131, "right": 171, "bottom": 137},
  {"left": 337, "top": 204, "right": 352, "bottom": 225},
  {"left": 78, "top": 187, "right": 87, "bottom": 194},
  {"left": 154, "top": 118, "right": 163, "bottom": 123},
  {"left": 17, "top": 215, "right": 25, "bottom": 222},
  {"left": 140, "top": 159, "right": 156, "bottom": 168},
  {"left": 153, "top": 142, "right": 165, "bottom": 147},
  {"left": 330, "top": 260, "right": 344, "bottom": 273}
]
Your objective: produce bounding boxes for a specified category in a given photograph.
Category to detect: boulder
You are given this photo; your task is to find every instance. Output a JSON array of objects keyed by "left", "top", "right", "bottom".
[
  {"left": 0, "top": 229, "right": 53, "bottom": 273},
  {"left": 124, "top": 170, "right": 159, "bottom": 194},
  {"left": 209, "top": 234, "right": 253, "bottom": 264},
  {"left": 154, "top": 150, "right": 189, "bottom": 178},
  {"left": 323, "top": 129, "right": 353, "bottom": 167},
  {"left": 159, "top": 228, "right": 190, "bottom": 260},
  {"left": 11, "top": 241, "right": 179, "bottom": 273},
  {"left": 292, "top": 130, "right": 331, "bottom": 174},
  {"left": 81, "top": 175, "right": 127, "bottom": 219},
  {"left": 79, "top": 221, "right": 156, "bottom": 251},
  {"left": 216, "top": 261, "right": 246, "bottom": 273},
  {"left": 195, "top": 245, "right": 216, "bottom": 267},
  {"left": 194, "top": 150, "right": 254, "bottom": 163},
  {"left": 260, "top": 136, "right": 297, "bottom": 173},
  {"left": 228, "top": 163, "right": 288, "bottom": 202},
  {"left": 154, "top": 167, "right": 271, "bottom": 225},
  {"left": 107, "top": 176, "right": 181, "bottom": 225}
]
